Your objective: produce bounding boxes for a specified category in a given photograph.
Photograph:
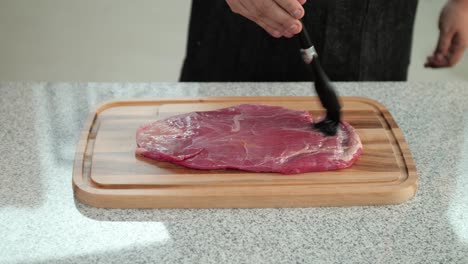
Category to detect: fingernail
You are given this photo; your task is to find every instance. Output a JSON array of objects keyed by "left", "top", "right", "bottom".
[
  {"left": 283, "top": 31, "right": 294, "bottom": 37},
  {"left": 293, "top": 9, "right": 302, "bottom": 18},
  {"left": 272, "top": 30, "right": 281, "bottom": 38},
  {"left": 289, "top": 24, "right": 298, "bottom": 32}
]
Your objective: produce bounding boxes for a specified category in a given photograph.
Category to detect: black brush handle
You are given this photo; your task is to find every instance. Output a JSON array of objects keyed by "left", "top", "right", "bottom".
[{"left": 298, "top": 23, "right": 313, "bottom": 50}]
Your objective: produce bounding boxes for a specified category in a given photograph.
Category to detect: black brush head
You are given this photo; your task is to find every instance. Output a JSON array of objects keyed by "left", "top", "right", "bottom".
[
  {"left": 314, "top": 119, "right": 339, "bottom": 136},
  {"left": 313, "top": 111, "right": 341, "bottom": 136}
]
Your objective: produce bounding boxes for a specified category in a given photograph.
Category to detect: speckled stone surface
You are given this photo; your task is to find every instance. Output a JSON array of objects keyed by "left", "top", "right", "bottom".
[{"left": 1, "top": 82, "right": 468, "bottom": 264}]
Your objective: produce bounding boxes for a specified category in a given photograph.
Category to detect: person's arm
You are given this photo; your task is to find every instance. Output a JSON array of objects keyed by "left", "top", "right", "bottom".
[
  {"left": 226, "top": 0, "right": 306, "bottom": 38},
  {"left": 425, "top": 0, "right": 468, "bottom": 68}
]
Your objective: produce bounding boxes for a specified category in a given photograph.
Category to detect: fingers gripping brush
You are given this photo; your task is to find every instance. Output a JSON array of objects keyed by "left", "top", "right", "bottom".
[{"left": 297, "top": 21, "right": 341, "bottom": 136}]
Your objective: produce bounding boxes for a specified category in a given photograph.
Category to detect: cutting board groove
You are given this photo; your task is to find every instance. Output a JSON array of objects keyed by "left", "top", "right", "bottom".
[{"left": 73, "top": 97, "right": 417, "bottom": 208}]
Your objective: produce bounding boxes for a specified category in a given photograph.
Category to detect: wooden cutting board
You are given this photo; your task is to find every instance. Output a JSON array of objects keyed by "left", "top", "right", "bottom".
[{"left": 73, "top": 97, "right": 417, "bottom": 208}]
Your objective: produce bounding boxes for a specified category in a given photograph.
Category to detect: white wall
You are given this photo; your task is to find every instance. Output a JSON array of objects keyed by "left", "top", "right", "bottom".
[
  {"left": 0, "top": 0, "right": 191, "bottom": 81},
  {"left": 0, "top": 0, "right": 466, "bottom": 81}
]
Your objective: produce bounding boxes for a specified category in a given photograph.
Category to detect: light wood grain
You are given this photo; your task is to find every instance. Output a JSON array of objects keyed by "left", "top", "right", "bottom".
[{"left": 73, "top": 97, "right": 418, "bottom": 208}]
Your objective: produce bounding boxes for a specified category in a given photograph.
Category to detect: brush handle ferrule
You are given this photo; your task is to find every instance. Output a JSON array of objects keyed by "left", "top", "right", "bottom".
[{"left": 300, "top": 46, "right": 317, "bottom": 64}]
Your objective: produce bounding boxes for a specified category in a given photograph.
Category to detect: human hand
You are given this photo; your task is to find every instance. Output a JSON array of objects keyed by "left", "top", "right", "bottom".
[
  {"left": 226, "top": 0, "right": 306, "bottom": 38},
  {"left": 425, "top": 0, "right": 468, "bottom": 68}
]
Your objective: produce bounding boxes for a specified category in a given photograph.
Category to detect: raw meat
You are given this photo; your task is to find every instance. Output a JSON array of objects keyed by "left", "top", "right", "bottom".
[{"left": 135, "top": 104, "right": 362, "bottom": 174}]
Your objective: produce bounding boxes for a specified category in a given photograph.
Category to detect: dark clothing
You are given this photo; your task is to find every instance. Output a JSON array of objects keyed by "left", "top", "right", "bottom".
[{"left": 180, "top": 0, "right": 418, "bottom": 82}]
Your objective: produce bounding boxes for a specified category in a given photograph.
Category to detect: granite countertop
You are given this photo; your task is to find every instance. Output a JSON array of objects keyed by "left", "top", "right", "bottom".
[{"left": 1, "top": 82, "right": 468, "bottom": 263}]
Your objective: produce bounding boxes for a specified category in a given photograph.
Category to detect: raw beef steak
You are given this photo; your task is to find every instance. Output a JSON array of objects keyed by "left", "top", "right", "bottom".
[{"left": 136, "top": 104, "right": 362, "bottom": 174}]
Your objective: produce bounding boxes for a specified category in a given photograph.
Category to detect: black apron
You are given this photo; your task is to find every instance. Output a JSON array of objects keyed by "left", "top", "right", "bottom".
[{"left": 180, "top": 0, "right": 418, "bottom": 82}]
